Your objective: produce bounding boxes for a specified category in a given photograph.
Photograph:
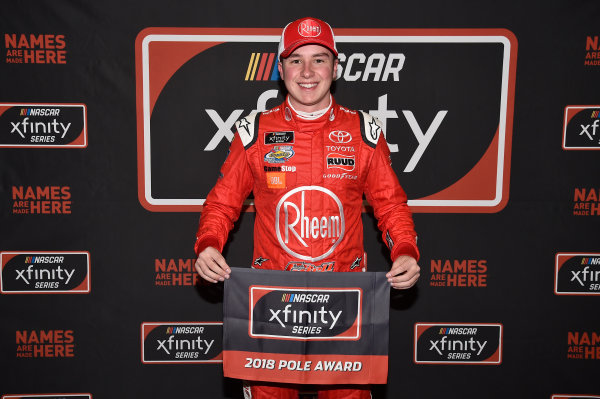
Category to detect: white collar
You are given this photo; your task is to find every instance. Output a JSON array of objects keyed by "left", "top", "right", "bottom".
[{"left": 287, "top": 95, "right": 332, "bottom": 120}]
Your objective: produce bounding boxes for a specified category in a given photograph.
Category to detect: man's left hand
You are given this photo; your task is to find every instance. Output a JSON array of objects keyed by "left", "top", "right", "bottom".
[{"left": 386, "top": 255, "right": 420, "bottom": 289}]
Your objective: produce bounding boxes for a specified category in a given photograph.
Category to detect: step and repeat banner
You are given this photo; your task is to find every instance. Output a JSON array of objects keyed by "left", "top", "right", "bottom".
[{"left": 1, "top": 1, "right": 599, "bottom": 398}]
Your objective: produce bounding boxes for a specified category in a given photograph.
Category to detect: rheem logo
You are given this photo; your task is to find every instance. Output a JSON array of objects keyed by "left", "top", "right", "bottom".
[
  {"left": 298, "top": 19, "right": 322, "bottom": 38},
  {"left": 275, "top": 186, "right": 345, "bottom": 262}
]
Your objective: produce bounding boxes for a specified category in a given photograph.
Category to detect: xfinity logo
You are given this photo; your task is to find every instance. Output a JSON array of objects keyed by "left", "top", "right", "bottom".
[
  {"left": 414, "top": 323, "right": 502, "bottom": 364},
  {"left": 563, "top": 106, "right": 600, "bottom": 149},
  {"left": 1, "top": 251, "right": 90, "bottom": 294},
  {"left": 580, "top": 119, "right": 599, "bottom": 142},
  {"left": 268, "top": 304, "right": 342, "bottom": 330},
  {"left": 249, "top": 286, "right": 362, "bottom": 340},
  {"left": 571, "top": 265, "right": 600, "bottom": 286},
  {"left": 555, "top": 253, "right": 600, "bottom": 295},
  {"left": 16, "top": 264, "right": 75, "bottom": 285},
  {"left": 141, "top": 322, "right": 223, "bottom": 363},
  {"left": 10, "top": 117, "right": 71, "bottom": 138},
  {"left": 429, "top": 335, "right": 487, "bottom": 356},
  {"left": 265, "top": 131, "right": 294, "bottom": 144},
  {"left": 275, "top": 186, "right": 345, "bottom": 262},
  {"left": 156, "top": 334, "right": 214, "bottom": 355},
  {"left": 0, "top": 103, "right": 87, "bottom": 148}
]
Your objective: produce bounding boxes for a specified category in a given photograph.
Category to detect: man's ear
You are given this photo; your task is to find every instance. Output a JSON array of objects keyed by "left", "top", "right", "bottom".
[
  {"left": 332, "top": 58, "right": 339, "bottom": 80},
  {"left": 277, "top": 61, "right": 284, "bottom": 79}
]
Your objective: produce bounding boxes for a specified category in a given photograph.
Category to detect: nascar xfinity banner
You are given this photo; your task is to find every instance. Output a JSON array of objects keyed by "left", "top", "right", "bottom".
[
  {"left": 135, "top": 28, "right": 516, "bottom": 213},
  {"left": 222, "top": 268, "right": 390, "bottom": 384}
]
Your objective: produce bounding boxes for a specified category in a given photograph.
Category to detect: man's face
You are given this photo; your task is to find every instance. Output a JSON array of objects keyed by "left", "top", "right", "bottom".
[{"left": 278, "top": 44, "right": 338, "bottom": 113}]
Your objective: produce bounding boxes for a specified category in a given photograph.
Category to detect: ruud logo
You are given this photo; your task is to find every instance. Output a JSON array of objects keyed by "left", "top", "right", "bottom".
[
  {"left": 275, "top": 186, "right": 344, "bottom": 262},
  {"left": 414, "top": 323, "right": 502, "bottom": 364},
  {"left": 563, "top": 106, "right": 600, "bottom": 149},
  {"left": 326, "top": 154, "right": 355, "bottom": 172},
  {"left": 555, "top": 253, "right": 600, "bottom": 295},
  {"left": 249, "top": 286, "right": 362, "bottom": 340},
  {"left": 0, "top": 103, "right": 87, "bottom": 148},
  {"left": 141, "top": 322, "right": 223, "bottom": 363},
  {"left": 136, "top": 28, "right": 516, "bottom": 213},
  {"left": 1, "top": 252, "right": 90, "bottom": 294}
]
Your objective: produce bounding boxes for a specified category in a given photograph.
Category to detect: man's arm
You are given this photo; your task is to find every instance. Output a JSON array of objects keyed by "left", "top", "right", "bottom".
[
  {"left": 193, "top": 133, "right": 253, "bottom": 283},
  {"left": 364, "top": 133, "right": 420, "bottom": 289}
]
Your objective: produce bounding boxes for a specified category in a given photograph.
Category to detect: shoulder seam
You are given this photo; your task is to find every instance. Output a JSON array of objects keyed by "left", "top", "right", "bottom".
[
  {"left": 359, "top": 111, "right": 382, "bottom": 149},
  {"left": 235, "top": 112, "right": 260, "bottom": 149}
]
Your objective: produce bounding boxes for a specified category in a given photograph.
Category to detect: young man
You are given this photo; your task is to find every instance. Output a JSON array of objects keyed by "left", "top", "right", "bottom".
[{"left": 194, "top": 17, "right": 420, "bottom": 399}]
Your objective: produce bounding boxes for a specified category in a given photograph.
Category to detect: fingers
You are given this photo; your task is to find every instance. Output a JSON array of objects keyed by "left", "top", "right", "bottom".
[
  {"left": 386, "top": 256, "right": 420, "bottom": 290},
  {"left": 194, "top": 247, "right": 231, "bottom": 283}
]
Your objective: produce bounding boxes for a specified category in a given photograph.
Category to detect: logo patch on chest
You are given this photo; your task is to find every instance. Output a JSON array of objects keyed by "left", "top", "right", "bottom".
[
  {"left": 264, "top": 145, "right": 294, "bottom": 163},
  {"left": 326, "top": 153, "right": 356, "bottom": 171},
  {"left": 266, "top": 172, "right": 286, "bottom": 189},
  {"left": 265, "top": 131, "right": 294, "bottom": 145}
]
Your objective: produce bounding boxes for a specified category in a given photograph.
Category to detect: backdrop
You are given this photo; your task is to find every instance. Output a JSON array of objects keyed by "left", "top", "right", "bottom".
[{"left": 1, "top": 1, "right": 599, "bottom": 398}]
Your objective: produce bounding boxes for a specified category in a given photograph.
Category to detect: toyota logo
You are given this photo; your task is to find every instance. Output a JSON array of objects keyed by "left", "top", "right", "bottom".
[{"left": 328, "top": 130, "right": 352, "bottom": 144}]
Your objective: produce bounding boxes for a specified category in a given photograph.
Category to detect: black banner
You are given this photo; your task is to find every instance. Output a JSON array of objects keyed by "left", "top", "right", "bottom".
[{"left": 223, "top": 268, "right": 389, "bottom": 384}]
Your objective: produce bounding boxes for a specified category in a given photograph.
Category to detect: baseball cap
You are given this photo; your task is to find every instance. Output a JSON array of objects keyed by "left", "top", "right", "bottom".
[{"left": 278, "top": 17, "right": 338, "bottom": 60}]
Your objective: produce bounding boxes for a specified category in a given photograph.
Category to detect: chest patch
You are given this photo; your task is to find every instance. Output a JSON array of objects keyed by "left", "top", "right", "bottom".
[
  {"left": 265, "top": 131, "right": 294, "bottom": 145},
  {"left": 264, "top": 145, "right": 295, "bottom": 163},
  {"left": 326, "top": 153, "right": 356, "bottom": 172}
]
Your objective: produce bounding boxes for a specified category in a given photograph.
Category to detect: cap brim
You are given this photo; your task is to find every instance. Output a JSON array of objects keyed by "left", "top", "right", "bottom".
[{"left": 280, "top": 40, "right": 338, "bottom": 59}]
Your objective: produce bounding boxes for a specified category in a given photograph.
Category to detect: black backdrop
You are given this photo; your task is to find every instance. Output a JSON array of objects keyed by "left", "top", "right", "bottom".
[{"left": 1, "top": 0, "right": 599, "bottom": 398}]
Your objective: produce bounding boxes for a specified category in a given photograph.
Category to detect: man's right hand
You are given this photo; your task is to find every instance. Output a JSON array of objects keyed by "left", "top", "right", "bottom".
[{"left": 194, "top": 247, "right": 231, "bottom": 283}]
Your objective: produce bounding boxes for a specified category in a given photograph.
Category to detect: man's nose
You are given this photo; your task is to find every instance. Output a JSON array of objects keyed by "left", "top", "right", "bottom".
[{"left": 301, "top": 62, "right": 313, "bottom": 77}]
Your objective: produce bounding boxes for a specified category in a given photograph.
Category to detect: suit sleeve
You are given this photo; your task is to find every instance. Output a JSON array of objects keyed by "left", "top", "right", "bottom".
[
  {"left": 194, "top": 133, "right": 254, "bottom": 256},
  {"left": 364, "top": 133, "right": 419, "bottom": 262}
]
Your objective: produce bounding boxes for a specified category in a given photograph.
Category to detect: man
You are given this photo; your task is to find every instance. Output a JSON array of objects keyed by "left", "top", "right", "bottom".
[{"left": 194, "top": 17, "right": 420, "bottom": 399}]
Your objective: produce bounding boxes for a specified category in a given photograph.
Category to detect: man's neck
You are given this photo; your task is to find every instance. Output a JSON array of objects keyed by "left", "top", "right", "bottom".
[{"left": 287, "top": 95, "right": 332, "bottom": 120}]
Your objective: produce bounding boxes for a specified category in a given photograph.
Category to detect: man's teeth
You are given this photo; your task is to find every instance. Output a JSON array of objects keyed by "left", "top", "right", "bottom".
[{"left": 299, "top": 83, "right": 317, "bottom": 88}]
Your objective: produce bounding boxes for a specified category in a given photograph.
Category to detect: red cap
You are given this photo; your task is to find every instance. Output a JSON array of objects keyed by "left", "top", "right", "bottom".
[{"left": 278, "top": 17, "right": 338, "bottom": 60}]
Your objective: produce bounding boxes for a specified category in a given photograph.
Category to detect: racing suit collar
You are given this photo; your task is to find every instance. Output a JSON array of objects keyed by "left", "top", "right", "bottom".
[{"left": 284, "top": 95, "right": 337, "bottom": 126}]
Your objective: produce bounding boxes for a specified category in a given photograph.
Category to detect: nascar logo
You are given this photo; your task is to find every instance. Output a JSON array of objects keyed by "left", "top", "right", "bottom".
[{"left": 245, "top": 53, "right": 279, "bottom": 81}]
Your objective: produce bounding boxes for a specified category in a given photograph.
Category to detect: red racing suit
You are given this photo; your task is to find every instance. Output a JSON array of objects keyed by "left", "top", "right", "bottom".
[{"left": 194, "top": 97, "right": 419, "bottom": 272}]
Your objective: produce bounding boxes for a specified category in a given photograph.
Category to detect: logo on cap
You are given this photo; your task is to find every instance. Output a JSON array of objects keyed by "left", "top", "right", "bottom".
[{"left": 298, "top": 19, "right": 322, "bottom": 38}]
